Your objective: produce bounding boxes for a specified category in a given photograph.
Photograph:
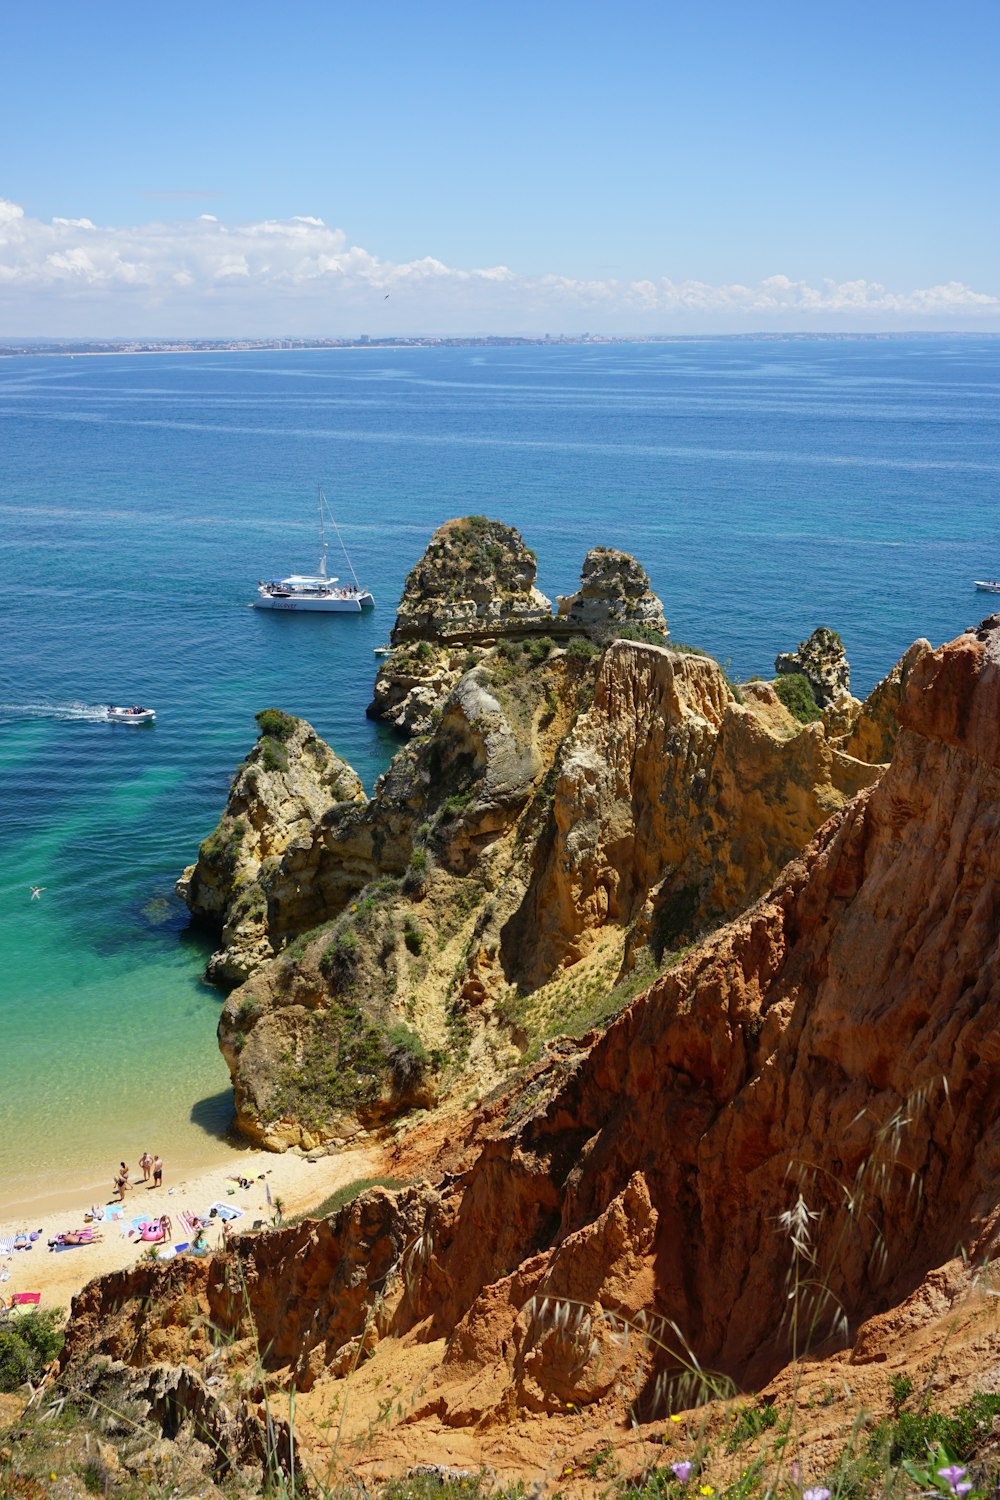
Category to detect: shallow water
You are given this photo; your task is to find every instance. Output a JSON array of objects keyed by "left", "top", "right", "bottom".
[{"left": 1, "top": 339, "right": 997, "bottom": 1210}]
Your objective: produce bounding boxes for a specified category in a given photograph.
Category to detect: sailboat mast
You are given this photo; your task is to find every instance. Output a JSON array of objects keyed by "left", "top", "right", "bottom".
[
  {"left": 317, "top": 485, "right": 329, "bottom": 578},
  {"left": 322, "top": 487, "right": 363, "bottom": 592}
]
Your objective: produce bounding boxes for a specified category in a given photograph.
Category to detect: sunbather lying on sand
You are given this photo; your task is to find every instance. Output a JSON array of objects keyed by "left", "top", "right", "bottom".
[{"left": 48, "top": 1228, "right": 102, "bottom": 1248}]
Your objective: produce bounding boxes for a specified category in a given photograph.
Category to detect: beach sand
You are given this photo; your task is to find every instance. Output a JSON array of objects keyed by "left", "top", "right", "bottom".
[{"left": 0, "top": 1143, "right": 379, "bottom": 1313}]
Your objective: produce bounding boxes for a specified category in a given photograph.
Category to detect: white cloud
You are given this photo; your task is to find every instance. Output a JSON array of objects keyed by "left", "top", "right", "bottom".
[{"left": 0, "top": 197, "right": 996, "bottom": 335}]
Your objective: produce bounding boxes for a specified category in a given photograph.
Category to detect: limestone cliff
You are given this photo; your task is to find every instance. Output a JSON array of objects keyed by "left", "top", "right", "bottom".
[
  {"left": 176, "top": 709, "right": 365, "bottom": 984},
  {"left": 836, "top": 635, "right": 931, "bottom": 762},
  {"left": 187, "top": 636, "right": 891, "bottom": 1155},
  {"left": 175, "top": 522, "right": 915, "bottom": 1159},
  {"left": 368, "top": 519, "right": 670, "bottom": 736},
  {"left": 368, "top": 516, "right": 554, "bottom": 734},
  {"left": 556, "top": 546, "right": 667, "bottom": 638},
  {"left": 57, "top": 618, "right": 1000, "bottom": 1488}
]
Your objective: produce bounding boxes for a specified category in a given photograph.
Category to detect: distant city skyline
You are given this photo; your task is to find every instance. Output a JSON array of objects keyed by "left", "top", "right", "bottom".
[{"left": 3, "top": 0, "right": 998, "bottom": 336}]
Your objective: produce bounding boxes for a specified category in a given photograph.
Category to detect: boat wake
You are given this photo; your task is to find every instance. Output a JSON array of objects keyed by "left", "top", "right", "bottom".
[{"left": 0, "top": 701, "right": 114, "bottom": 723}]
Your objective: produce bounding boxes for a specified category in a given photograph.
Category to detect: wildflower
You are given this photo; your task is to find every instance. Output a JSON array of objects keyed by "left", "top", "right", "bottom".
[
  {"left": 670, "top": 1412, "right": 684, "bottom": 1423},
  {"left": 670, "top": 1460, "right": 693, "bottom": 1482},
  {"left": 937, "top": 1469, "right": 972, "bottom": 1498},
  {"left": 803, "top": 1489, "right": 832, "bottom": 1500},
  {"left": 699, "top": 1487, "right": 715, "bottom": 1497}
]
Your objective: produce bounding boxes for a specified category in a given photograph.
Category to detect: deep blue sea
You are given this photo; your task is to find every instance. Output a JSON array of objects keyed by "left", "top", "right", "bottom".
[{"left": 1, "top": 338, "right": 998, "bottom": 1211}]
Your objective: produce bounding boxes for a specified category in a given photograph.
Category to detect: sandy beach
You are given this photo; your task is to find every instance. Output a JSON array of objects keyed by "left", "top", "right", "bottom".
[{"left": 0, "top": 1143, "right": 379, "bottom": 1313}]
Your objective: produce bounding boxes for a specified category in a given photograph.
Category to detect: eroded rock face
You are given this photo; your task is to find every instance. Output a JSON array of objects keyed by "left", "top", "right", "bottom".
[
  {"left": 556, "top": 547, "right": 667, "bottom": 638},
  {"left": 837, "top": 637, "right": 931, "bottom": 762},
  {"left": 58, "top": 617, "right": 1000, "bottom": 1461},
  {"left": 368, "top": 517, "right": 554, "bottom": 735},
  {"left": 775, "top": 624, "right": 851, "bottom": 706},
  {"left": 176, "top": 711, "right": 365, "bottom": 984},
  {"left": 505, "top": 640, "right": 882, "bottom": 984},
  {"left": 76, "top": 615, "right": 1000, "bottom": 1422}
]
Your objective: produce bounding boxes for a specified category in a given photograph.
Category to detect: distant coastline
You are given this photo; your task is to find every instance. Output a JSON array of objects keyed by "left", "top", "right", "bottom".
[{"left": 2, "top": 330, "right": 1000, "bottom": 359}]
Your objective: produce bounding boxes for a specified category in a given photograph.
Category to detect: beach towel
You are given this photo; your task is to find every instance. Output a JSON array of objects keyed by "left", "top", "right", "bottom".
[
  {"left": 9, "top": 1292, "right": 41, "bottom": 1305},
  {"left": 207, "top": 1202, "right": 243, "bottom": 1222},
  {"left": 178, "top": 1210, "right": 201, "bottom": 1237},
  {"left": 0, "top": 1238, "right": 15, "bottom": 1256},
  {"left": 103, "top": 1204, "right": 124, "bottom": 1221},
  {"left": 130, "top": 1216, "right": 154, "bottom": 1231}
]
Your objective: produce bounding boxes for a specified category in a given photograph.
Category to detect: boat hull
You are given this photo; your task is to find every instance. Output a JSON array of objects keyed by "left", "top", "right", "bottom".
[
  {"left": 254, "top": 590, "right": 375, "bottom": 612},
  {"left": 107, "top": 709, "right": 156, "bottom": 722},
  {"left": 975, "top": 581, "right": 1000, "bottom": 594}
]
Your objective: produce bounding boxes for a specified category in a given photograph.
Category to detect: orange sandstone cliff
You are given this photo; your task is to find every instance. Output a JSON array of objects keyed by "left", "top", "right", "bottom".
[{"left": 54, "top": 615, "right": 1000, "bottom": 1491}]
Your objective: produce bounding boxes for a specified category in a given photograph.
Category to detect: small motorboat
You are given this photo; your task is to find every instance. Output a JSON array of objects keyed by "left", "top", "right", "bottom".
[
  {"left": 373, "top": 643, "right": 392, "bottom": 656},
  {"left": 974, "top": 580, "right": 1000, "bottom": 594},
  {"left": 107, "top": 705, "right": 156, "bottom": 722}
]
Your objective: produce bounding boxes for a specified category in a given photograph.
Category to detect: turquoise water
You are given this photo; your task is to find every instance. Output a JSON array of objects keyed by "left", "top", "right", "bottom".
[{"left": 1, "top": 339, "right": 998, "bottom": 1206}]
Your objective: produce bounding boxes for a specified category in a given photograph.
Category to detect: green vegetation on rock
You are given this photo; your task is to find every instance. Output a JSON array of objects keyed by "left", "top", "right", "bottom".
[
  {"left": 198, "top": 815, "right": 245, "bottom": 874},
  {"left": 254, "top": 707, "right": 297, "bottom": 742},
  {"left": 773, "top": 671, "right": 823, "bottom": 723}
]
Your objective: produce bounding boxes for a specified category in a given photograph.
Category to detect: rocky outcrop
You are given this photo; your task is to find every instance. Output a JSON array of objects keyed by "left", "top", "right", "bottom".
[
  {"left": 775, "top": 624, "right": 851, "bottom": 706},
  {"left": 69, "top": 617, "right": 1000, "bottom": 1475},
  {"left": 368, "top": 520, "right": 668, "bottom": 737},
  {"left": 176, "top": 710, "right": 365, "bottom": 984},
  {"left": 837, "top": 636, "right": 931, "bottom": 762},
  {"left": 556, "top": 547, "right": 667, "bottom": 639},
  {"left": 387, "top": 516, "right": 553, "bottom": 645},
  {"left": 176, "top": 524, "right": 912, "bottom": 1157},
  {"left": 504, "top": 642, "right": 881, "bottom": 984},
  {"left": 368, "top": 517, "right": 554, "bottom": 735}
]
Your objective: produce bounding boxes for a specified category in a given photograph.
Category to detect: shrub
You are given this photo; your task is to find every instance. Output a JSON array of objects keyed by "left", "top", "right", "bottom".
[
  {"left": 259, "top": 735, "right": 289, "bottom": 773},
  {"left": 403, "top": 917, "right": 425, "bottom": 956},
  {"left": 566, "top": 636, "right": 600, "bottom": 663},
  {"left": 199, "top": 817, "right": 245, "bottom": 874},
  {"left": 611, "top": 623, "right": 668, "bottom": 646},
  {"left": 402, "top": 845, "right": 429, "bottom": 896},
  {"left": 415, "top": 640, "right": 434, "bottom": 662},
  {"left": 773, "top": 671, "right": 822, "bottom": 724},
  {"left": 319, "top": 926, "right": 360, "bottom": 989},
  {"left": 255, "top": 708, "right": 297, "bottom": 742},
  {"left": 295, "top": 1176, "right": 406, "bottom": 1223},
  {"left": 384, "top": 1023, "right": 431, "bottom": 1089},
  {"left": 439, "top": 790, "right": 473, "bottom": 821},
  {"left": 523, "top": 634, "right": 556, "bottom": 665},
  {"left": 0, "top": 1309, "right": 65, "bottom": 1392}
]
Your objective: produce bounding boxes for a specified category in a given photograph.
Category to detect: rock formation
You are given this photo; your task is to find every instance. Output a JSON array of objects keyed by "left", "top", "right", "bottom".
[
  {"left": 55, "top": 616, "right": 1000, "bottom": 1491},
  {"left": 836, "top": 635, "right": 931, "bottom": 762},
  {"left": 556, "top": 546, "right": 668, "bottom": 638},
  {"left": 368, "top": 520, "right": 670, "bottom": 736},
  {"left": 176, "top": 710, "right": 365, "bottom": 985},
  {"left": 775, "top": 624, "right": 851, "bottom": 706},
  {"left": 179, "top": 623, "right": 903, "bottom": 1155},
  {"left": 368, "top": 516, "right": 554, "bottom": 734}
]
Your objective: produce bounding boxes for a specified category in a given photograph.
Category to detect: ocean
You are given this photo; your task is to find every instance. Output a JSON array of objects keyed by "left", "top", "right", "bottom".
[{"left": 1, "top": 337, "right": 997, "bottom": 1214}]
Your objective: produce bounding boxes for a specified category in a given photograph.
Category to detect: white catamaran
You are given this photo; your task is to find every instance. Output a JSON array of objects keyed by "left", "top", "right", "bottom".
[{"left": 254, "top": 487, "right": 375, "bottom": 612}]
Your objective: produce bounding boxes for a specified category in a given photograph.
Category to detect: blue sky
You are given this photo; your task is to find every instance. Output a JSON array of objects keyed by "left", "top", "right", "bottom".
[{"left": 2, "top": 0, "right": 999, "bottom": 335}]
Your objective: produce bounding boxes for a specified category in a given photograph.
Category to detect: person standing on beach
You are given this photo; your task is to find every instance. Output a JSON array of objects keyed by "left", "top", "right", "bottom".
[
  {"left": 139, "top": 1151, "right": 152, "bottom": 1183},
  {"left": 114, "top": 1162, "right": 130, "bottom": 1201},
  {"left": 151, "top": 1154, "right": 163, "bottom": 1188}
]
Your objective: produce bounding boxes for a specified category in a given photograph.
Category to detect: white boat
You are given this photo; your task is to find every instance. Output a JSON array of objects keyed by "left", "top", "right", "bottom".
[
  {"left": 107, "top": 705, "right": 156, "bottom": 722},
  {"left": 254, "top": 487, "right": 375, "bottom": 612},
  {"left": 974, "top": 580, "right": 1000, "bottom": 594},
  {"left": 373, "top": 643, "right": 392, "bottom": 656}
]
